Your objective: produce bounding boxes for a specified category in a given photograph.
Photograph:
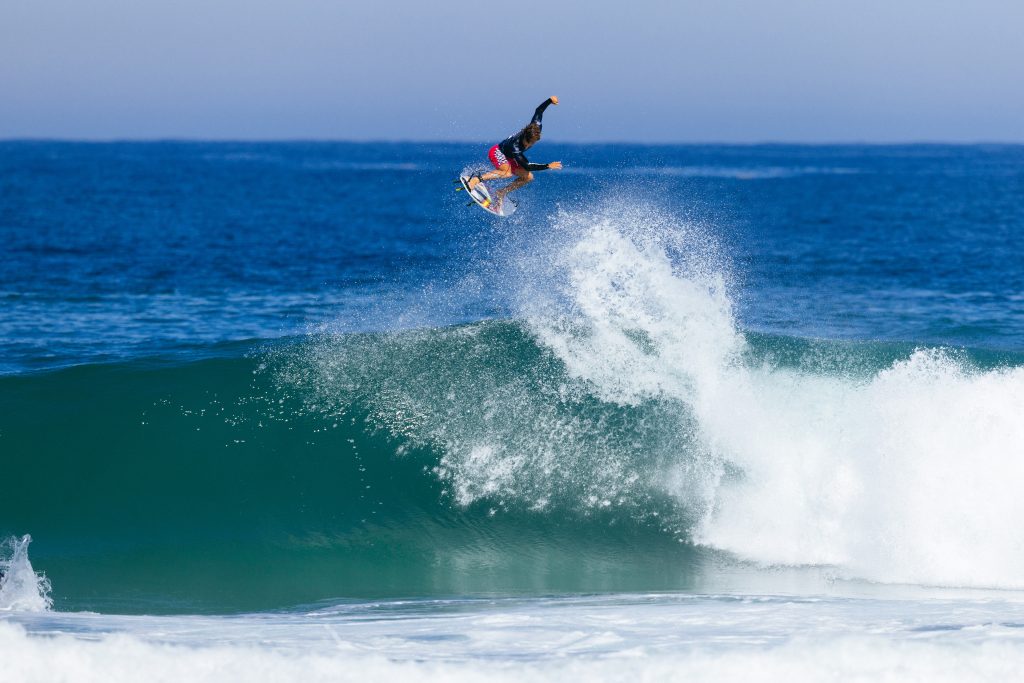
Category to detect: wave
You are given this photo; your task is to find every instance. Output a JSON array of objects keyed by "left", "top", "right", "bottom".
[
  {"left": 276, "top": 202, "right": 1024, "bottom": 592},
  {"left": 0, "top": 339, "right": 702, "bottom": 613},
  {"left": 3, "top": 203, "right": 1024, "bottom": 611}
]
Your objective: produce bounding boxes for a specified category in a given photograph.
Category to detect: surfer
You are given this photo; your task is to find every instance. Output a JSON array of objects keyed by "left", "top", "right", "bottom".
[{"left": 466, "top": 96, "right": 562, "bottom": 209}]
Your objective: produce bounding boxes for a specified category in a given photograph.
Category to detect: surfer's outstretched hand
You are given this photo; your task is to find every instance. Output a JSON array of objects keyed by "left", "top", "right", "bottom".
[
  {"left": 548, "top": 161, "right": 563, "bottom": 170},
  {"left": 550, "top": 96, "right": 559, "bottom": 105}
]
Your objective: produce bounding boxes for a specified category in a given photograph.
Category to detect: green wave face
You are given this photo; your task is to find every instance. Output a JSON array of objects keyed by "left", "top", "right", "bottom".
[
  {"left": 0, "top": 323, "right": 709, "bottom": 614},
  {"left": 4, "top": 321, "right": 1022, "bottom": 613}
]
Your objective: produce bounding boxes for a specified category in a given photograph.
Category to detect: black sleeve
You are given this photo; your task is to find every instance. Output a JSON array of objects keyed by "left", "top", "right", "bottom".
[
  {"left": 512, "top": 150, "right": 550, "bottom": 172},
  {"left": 531, "top": 98, "right": 554, "bottom": 127}
]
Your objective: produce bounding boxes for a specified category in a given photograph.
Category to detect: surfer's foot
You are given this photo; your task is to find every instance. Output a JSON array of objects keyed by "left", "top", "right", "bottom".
[{"left": 467, "top": 176, "right": 481, "bottom": 191}]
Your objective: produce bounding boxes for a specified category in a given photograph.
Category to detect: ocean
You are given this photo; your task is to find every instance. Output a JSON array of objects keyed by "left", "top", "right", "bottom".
[{"left": 2, "top": 141, "right": 1024, "bottom": 680}]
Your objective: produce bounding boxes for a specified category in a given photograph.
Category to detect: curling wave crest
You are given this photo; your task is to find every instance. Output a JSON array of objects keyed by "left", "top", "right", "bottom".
[{"left": 280, "top": 203, "right": 1024, "bottom": 590}]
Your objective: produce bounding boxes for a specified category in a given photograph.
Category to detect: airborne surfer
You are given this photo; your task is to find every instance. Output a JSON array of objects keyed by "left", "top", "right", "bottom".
[{"left": 465, "top": 96, "right": 563, "bottom": 211}]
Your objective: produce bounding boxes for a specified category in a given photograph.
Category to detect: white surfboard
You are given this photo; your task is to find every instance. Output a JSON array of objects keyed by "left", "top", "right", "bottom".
[{"left": 457, "top": 176, "right": 517, "bottom": 217}]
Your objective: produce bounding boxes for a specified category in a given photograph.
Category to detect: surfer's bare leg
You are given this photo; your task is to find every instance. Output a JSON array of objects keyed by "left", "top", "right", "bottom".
[
  {"left": 470, "top": 165, "right": 512, "bottom": 190},
  {"left": 493, "top": 168, "right": 533, "bottom": 205}
]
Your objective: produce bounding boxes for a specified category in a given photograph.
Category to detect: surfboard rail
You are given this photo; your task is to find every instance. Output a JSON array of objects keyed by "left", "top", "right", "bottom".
[{"left": 456, "top": 176, "right": 517, "bottom": 217}]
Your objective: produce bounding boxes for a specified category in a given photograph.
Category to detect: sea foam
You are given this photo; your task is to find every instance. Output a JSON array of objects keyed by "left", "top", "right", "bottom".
[
  {"left": 279, "top": 200, "right": 1024, "bottom": 591},
  {"left": 0, "top": 536, "right": 51, "bottom": 612},
  {"left": 513, "top": 202, "right": 1024, "bottom": 589},
  {"left": 6, "top": 594, "right": 1024, "bottom": 683}
]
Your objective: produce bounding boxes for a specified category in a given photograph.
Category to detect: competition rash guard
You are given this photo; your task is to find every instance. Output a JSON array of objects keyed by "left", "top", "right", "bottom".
[{"left": 498, "top": 98, "right": 554, "bottom": 172}]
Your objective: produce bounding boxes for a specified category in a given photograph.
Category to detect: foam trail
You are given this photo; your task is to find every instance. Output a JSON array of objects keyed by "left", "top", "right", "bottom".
[
  {"left": 0, "top": 535, "right": 52, "bottom": 612},
  {"left": 516, "top": 202, "right": 1024, "bottom": 589},
  {"left": 9, "top": 595, "right": 1024, "bottom": 682},
  {"left": 4, "top": 621, "right": 1024, "bottom": 683}
]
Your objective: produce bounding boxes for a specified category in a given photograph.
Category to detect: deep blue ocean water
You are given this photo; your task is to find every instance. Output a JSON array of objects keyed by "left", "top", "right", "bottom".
[
  {"left": 3, "top": 142, "right": 1024, "bottom": 680},
  {"left": 3, "top": 142, "right": 1023, "bottom": 375}
]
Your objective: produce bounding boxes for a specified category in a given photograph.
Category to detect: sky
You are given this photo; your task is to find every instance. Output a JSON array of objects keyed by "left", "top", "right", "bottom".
[{"left": 2, "top": 0, "right": 1023, "bottom": 142}]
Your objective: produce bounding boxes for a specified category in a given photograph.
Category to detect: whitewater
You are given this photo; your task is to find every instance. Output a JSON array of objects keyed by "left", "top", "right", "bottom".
[
  {"left": 276, "top": 201, "right": 1024, "bottom": 590},
  {"left": 3, "top": 142, "right": 1024, "bottom": 681},
  {"left": 520, "top": 204, "right": 1024, "bottom": 589}
]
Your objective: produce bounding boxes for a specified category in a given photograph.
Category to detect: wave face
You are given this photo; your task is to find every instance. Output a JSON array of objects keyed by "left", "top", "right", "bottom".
[
  {"left": 4, "top": 204, "right": 1024, "bottom": 612},
  {"left": 254, "top": 203, "right": 1024, "bottom": 593},
  {"left": 0, "top": 335, "right": 703, "bottom": 613}
]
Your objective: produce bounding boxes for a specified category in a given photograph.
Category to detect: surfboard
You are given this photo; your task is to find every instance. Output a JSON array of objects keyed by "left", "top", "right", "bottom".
[{"left": 456, "top": 176, "right": 517, "bottom": 217}]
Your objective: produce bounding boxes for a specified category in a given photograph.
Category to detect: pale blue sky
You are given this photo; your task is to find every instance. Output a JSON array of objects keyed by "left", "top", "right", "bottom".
[{"left": 2, "top": 0, "right": 1023, "bottom": 142}]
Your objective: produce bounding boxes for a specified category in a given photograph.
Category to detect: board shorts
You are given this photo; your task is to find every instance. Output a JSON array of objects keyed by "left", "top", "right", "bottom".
[{"left": 488, "top": 145, "right": 521, "bottom": 173}]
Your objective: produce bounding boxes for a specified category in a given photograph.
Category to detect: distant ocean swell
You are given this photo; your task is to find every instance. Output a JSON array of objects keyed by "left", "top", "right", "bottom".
[{"left": 4, "top": 205, "right": 1024, "bottom": 613}]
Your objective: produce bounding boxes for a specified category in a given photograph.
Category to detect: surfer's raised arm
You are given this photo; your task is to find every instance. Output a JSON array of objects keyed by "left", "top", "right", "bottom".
[
  {"left": 532, "top": 96, "right": 558, "bottom": 128},
  {"left": 508, "top": 97, "right": 561, "bottom": 171}
]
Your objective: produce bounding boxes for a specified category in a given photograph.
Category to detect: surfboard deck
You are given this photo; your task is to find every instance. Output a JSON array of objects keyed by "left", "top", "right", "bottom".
[{"left": 457, "top": 176, "right": 517, "bottom": 217}]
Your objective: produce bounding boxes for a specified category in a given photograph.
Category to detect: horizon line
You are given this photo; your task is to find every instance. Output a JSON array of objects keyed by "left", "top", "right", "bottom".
[{"left": 2, "top": 137, "right": 1024, "bottom": 147}]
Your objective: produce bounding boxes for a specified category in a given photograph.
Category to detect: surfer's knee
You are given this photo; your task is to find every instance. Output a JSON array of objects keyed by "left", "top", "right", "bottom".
[{"left": 524, "top": 172, "right": 534, "bottom": 183}]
